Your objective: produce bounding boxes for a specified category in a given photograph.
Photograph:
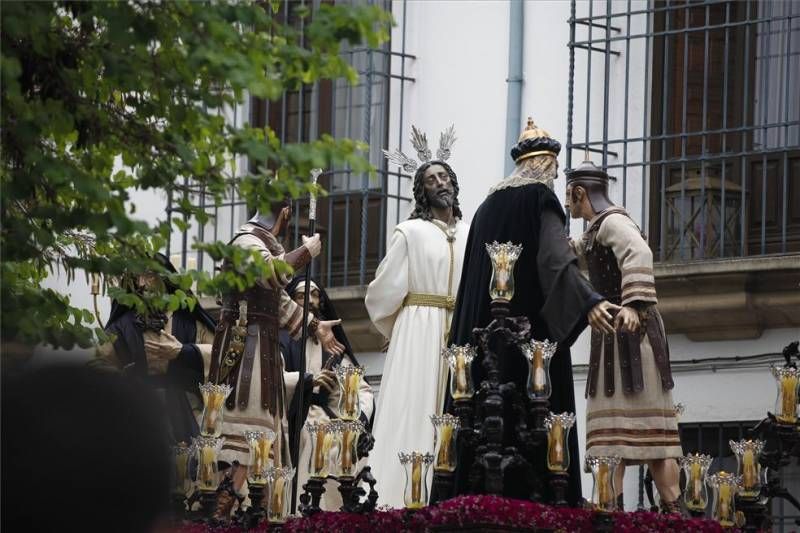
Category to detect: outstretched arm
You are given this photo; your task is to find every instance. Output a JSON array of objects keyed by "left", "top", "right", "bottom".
[{"left": 537, "top": 207, "right": 605, "bottom": 345}]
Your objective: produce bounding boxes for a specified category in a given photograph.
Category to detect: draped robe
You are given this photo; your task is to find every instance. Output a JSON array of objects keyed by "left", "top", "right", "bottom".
[
  {"left": 448, "top": 182, "right": 603, "bottom": 506},
  {"left": 365, "top": 217, "right": 468, "bottom": 508}
]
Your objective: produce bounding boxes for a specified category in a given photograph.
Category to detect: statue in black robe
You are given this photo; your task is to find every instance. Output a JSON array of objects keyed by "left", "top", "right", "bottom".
[
  {"left": 281, "top": 275, "right": 375, "bottom": 509},
  {"left": 96, "top": 253, "right": 216, "bottom": 443},
  {"left": 280, "top": 275, "right": 375, "bottom": 455},
  {"left": 447, "top": 119, "right": 615, "bottom": 506}
]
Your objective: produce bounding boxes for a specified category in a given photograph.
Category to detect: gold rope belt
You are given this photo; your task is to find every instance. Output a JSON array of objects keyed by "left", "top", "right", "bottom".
[{"left": 403, "top": 292, "right": 456, "bottom": 310}]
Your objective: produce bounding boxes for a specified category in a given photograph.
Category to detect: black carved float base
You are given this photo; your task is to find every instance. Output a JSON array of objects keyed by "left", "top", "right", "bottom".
[
  {"left": 299, "top": 477, "right": 327, "bottom": 517},
  {"left": 171, "top": 492, "right": 187, "bottom": 520},
  {"left": 197, "top": 490, "right": 217, "bottom": 520},
  {"left": 489, "top": 299, "right": 511, "bottom": 319},
  {"left": 736, "top": 496, "right": 770, "bottom": 532},
  {"left": 249, "top": 483, "right": 266, "bottom": 511},
  {"left": 240, "top": 483, "right": 266, "bottom": 529},
  {"left": 687, "top": 508, "right": 706, "bottom": 519},
  {"left": 338, "top": 476, "right": 364, "bottom": 513},
  {"left": 592, "top": 511, "right": 615, "bottom": 532},
  {"left": 548, "top": 471, "right": 569, "bottom": 507},
  {"left": 430, "top": 470, "right": 455, "bottom": 505}
]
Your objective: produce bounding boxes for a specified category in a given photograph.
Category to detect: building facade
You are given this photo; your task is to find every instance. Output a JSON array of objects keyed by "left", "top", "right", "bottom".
[{"left": 44, "top": 0, "right": 799, "bottom": 523}]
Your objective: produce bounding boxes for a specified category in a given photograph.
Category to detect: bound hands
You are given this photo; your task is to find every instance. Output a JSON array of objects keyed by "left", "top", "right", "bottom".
[
  {"left": 614, "top": 306, "right": 640, "bottom": 333},
  {"left": 589, "top": 301, "right": 641, "bottom": 334},
  {"left": 144, "top": 331, "right": 183, "bottom": 360},
  {"left": 313, "top": 369, "right": 337, "bottom": 393},
  {"left": 588, "top": 301, "right": 621, "bottom": 335}
]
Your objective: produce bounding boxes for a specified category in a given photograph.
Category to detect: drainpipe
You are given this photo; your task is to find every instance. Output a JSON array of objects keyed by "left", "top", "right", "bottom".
[{"left": 504, "top": 0, "right": 524, "bottom": 177}]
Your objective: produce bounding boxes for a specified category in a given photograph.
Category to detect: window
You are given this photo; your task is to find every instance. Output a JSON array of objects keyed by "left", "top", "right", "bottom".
[
  {"left": 567, "top": 0, "right": 800, "bottom": 263},
  {"left": 167, "top": 0, "right": 415, "bottom": 287}
]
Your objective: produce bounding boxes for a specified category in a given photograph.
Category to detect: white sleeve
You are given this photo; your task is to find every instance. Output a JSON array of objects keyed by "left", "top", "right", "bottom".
[
  {"left": 364, "top": 228, "right": 409, "bottom": 339},
  {"left": 597, "top": 213, "right": 658, "bottom": 307}
]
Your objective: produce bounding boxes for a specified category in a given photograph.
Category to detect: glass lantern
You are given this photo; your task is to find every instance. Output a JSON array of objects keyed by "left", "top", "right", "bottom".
[
  {"left": 171, "top": 441, "right": 194, "bottom": 496},
  {"left": 265, "top": 466, "right": 295, "bottom": 524},
  {"left": 335, "top": 365, "right": 365, "bottom": 421},
  {"left": 679, "top": 453, "right": 712, "bottom": 513},
  {"left": 442, "top": 344, "right": 476, "bottom": 400},
  {"left": 771, "top": 365, "right": 800, "bottom": 424},
  {"left": 244, "top": 429, "right": 276, "bottom": 487},
  {"left": 663, "top": 171, "right": 745, "bottom": 261},
  {"left": 399, "top": 451, "right": 433, "bottom": 509},
  {"left": 545, "top": 412, "right": 576, "bottom": 472},
  {"left": 707, "top": 471, "right": 742, "bottom": 528},
  {"left": 333, "top": 419, "right": 364, "bottom": 479},
  {"left": 306, "top": 421, "right": 335, "bottom": 479},
  {"left": 520, "top": 339, "right": 558, "bottom": 399},
  {"left": 199, "top": 382, "right": 232, "bottom": 437},
  {"left": 729, "top": 439, "right": 765, "bottom": 499},
  {"left": 431, "top": 414, "right": 460, "bottom": 472},
  {"left": 585, "top": 455, "right": 621, "bottom": 512},
  {"left": 193, "top": 436, "right": 224, "bottom": 492},
  {"left": 485, "top": 241, "right": 523, "bottom": 301}
]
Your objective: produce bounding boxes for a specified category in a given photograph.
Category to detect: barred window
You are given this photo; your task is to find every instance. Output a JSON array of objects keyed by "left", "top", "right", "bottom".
[
  {"left": 167, "top": 0, "right": 414, "bottom": 287},
  {"left": 567, "top": 0, "right": 800, "bottom": 263}
]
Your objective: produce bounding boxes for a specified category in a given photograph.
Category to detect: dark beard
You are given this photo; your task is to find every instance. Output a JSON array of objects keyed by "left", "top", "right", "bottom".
[{"left": 426, "top": 189, "right": 453, "bottom": 209}]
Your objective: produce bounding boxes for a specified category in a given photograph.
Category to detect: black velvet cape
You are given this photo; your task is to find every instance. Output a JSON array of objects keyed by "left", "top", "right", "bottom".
[
  {"left": 280, "top": 275, "right": 374, "bottom": 467},
  {"left": 104, "top": 256, "right": 216, "bottom": 444},
  {"left": 447, "top": 183, "right": 603, "bottom": 506}
]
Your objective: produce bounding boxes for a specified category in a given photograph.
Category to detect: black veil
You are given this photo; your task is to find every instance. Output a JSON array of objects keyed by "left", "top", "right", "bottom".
[{"left": 284, "top": 274, "right": 358, "bottom": 367}]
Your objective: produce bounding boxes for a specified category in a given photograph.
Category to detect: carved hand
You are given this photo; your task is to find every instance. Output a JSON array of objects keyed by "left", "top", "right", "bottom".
[
  {"left": 302, "top": 233, "right": 321, "bottom": 258},
  {"left": 588, "top": 300, "right": 621, "bottom": 335},
  {"left": 144, "top": 331, "right": 183, "bottom": 360},
  {"left": 313, "top": 369, "right": 337, "bottom": 393},
  {"left": 614, "top": 306, "right": 640, "bottom": 333},
  {"left": 317, "top": 319, "right": 345, "bottom": 355}
]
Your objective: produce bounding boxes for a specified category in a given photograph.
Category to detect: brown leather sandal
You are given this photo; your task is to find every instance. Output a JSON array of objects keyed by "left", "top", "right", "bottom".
[{"left": 659, "top": 497, "right": 682, "bottom": 515}]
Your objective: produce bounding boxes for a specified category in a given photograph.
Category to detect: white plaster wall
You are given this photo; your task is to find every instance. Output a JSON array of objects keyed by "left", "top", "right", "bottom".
[
  {"left": 387, "top": 0, "right": 510, "bottom": 229},
  {"left": 387, "top": 0, "right": 798, "bottom": 506},
  {"left": 31, "top": 0, "right": 797, "bottom": 506}
]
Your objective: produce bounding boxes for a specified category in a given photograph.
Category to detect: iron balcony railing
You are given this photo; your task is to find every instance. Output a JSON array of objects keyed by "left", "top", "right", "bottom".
[
  {"left": 567, "top": 0, "right": 799, "bottom": 263},
  {"left": 166, "top": 0, "right": 415, "bottom": 288}
]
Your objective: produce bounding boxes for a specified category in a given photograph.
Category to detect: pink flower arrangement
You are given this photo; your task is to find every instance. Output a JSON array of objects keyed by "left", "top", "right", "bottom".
[{"left": 174, "top": 495, "right": 741, "bottom": 532}]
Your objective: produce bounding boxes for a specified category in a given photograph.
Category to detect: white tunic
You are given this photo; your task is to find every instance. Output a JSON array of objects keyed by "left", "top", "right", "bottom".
[
  {"left": 365, "top": 217, "right": 468, "bottom": 508},
  {"left": 293, "top": 339, "right": 375, "bottom": 510}
]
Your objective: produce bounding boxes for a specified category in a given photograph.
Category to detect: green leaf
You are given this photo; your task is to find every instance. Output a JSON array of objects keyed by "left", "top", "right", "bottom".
[{"left": 1, "top": 0, "right": 390, "bottom": 350}]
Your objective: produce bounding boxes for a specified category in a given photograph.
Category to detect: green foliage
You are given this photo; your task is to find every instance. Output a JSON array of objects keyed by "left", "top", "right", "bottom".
[{"left": 1, "top": 0, "right": 392, "bottom": 349}]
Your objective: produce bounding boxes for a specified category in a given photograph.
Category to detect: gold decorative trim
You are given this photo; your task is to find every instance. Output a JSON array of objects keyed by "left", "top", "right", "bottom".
[
  {"left": 514, "top": 150, "right": 558, "bottom": 163},
  {"left": 403, "top": 292, "right": 456, "bottom": 310}
]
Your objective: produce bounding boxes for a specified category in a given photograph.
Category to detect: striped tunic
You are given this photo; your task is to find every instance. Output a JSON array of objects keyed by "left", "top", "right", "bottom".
[
  {"left": 210, "top": 225, "right": 308, "bottom": 466},
  {"left": 577, "top": 212, "right": 682, "bottom": 462}
]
